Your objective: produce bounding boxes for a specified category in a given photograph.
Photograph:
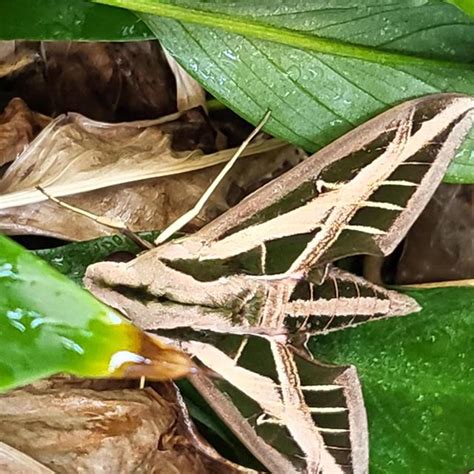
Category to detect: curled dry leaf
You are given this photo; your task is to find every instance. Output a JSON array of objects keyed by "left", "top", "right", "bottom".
[
  {"left": 0, "top": 378, "right": 251, "bottom": 474},
  {"left": 0, "top": 98, "right": 51, "bottom": 167},
  {"left": 0, "top": 107, "right": 294, "bottom": 240},
  {"left": 163, "top": 48, "right": 206, "bottom": 112}
]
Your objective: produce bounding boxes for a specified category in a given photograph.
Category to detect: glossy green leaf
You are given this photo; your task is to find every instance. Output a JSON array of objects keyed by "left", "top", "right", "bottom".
[
  {"left": 35, "top": 232, "right": 158, "bottom": 284},
  {"left": 444, "top": 127, "right": 474, "bottom": 183},
  {"left": 0, "top": 235, "right": 189, "bottom": 392},
  {"left": 446, "top": 0, "right": 474, "bottom": 17},
  {"left": 0, "top": 0, "right": 152, "bottom": 41},
  {"left": 89, "top": 0, "right": 474, "bottom": 183},
  {"left": 311, "top": 286, "right": 474, "bottom": 472},
  {"left": 38, "top": 234, "right": 473, "bottom": 470}
]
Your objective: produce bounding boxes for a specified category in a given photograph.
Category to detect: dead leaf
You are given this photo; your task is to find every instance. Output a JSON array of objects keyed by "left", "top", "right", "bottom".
[
  {"left": 0, "top": 378, "right": 252, "bottom": 474},
  {"left": 0, "top": 98, "right": 51, "bottom": 168},
  {"left": 1, "top": 41, "right": 177, "bottom": 122},
  {"left": 395, "top": 183, "right": 474, "bottom": 283},
  {"left": 0, "top": 442, "right": 53, "bottom": 474},
  {"left": 0, "top": 107, "right": 262, "bottom": 206},
  {"left": 0, "top": 145, "right": 299, "bottom": 241},
  {"left": 163, "top": 48, "right": 206, "bottom": 112},
  {"left": 0, "top": 107, "right": 292, "bottom": 240},
  {"left": 0, "top": 41, "right": 37, "bottom": 78}
]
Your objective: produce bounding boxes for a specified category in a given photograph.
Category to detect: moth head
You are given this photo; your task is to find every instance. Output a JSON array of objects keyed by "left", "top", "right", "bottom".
[{"left": 84, "top": 252, "right": 266, "bottom": 336}]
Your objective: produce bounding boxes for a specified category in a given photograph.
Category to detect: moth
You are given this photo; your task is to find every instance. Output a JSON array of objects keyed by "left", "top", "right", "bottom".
[{"left": 85, "top": 94, "right": 473, "bottom": 473}]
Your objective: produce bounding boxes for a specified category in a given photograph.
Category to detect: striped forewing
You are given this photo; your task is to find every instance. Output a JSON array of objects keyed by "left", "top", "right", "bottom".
[
  {"left": 182, "top": 335, "right": 368, "bottom": 473},
  {"left": 285, "top": 266, "right": 420, "bottom": 336},
  {"left": 162, "top": 94, "right": 473, "bottom": 277}
]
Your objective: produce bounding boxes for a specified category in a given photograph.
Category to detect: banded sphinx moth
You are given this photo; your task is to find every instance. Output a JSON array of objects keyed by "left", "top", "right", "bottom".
[{"left": 85, "top": 94, "right": 473, "bottom": 473}]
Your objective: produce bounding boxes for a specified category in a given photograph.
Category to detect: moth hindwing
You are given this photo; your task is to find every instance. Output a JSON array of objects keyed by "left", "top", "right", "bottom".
[{"left": 86, "top": 93, "right": 473, "bottom": 473}]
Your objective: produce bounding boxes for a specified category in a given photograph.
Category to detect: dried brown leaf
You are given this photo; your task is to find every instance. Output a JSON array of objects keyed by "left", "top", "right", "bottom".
[
  {"left": 395, "top": 183, "right": 474, "bottom": 283},
  {"left": 1, "top": 41, "right": 177, "bottom": 122},
  {"left": 0, "top": 378, "right": 251, "bottom": 474},
  {"left": 0, "top": 41, "right": 37, "bottom": 78},
  {"left": 0, "top": 108, "right": 292, "bottom": 240},
  {"left": 163, "top": 48, "right": 206, "bottom": 112},
  {"left": 0, "top": 442, "right": 53, "bottom": 474},
  {"left": 0, "top": 98, "right": 51, "bottom": 167}
]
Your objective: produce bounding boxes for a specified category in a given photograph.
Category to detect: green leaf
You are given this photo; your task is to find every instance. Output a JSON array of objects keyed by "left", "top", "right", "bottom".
[
  {"left": 0, "top": 235, "right": 188, "bottom": 392},
  {"left": 446, "top": 0, "right": 474, "bottom": 17},
  {"left": 88, "top": 0, "right": 474, "bottom": 182},
  {"left": 311, "top": 286, "right": 474, "bottom": 472},
  {"left": 35, "top": 232, "right": 159, "bottom": 284},
  {"left": 0, "top": 0, "right": 152, "bottom": 40},
  {"left": 444, "top": 126, "right": 474, "bottom": 183}
]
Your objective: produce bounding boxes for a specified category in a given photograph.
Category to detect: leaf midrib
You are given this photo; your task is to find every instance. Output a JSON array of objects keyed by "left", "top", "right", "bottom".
[{"left": 91, "top": 0, "right": 474, "bottom": 70}]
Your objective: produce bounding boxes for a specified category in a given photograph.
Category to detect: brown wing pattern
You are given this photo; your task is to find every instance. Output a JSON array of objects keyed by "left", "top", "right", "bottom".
[
  {"left": 156, "top": 94, "right": 473, "bottom": 278},
  {"left": 181, "top": 334, "right": 368, "bottom": 473},
  {"left": 285, "top": 266, "right": 420, "bottom": 336}
]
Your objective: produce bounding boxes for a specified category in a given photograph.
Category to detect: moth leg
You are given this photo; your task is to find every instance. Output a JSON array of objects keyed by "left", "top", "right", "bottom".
[
  {"left": 297, "top": 282, "right": 315, "bottom": 332},
  {"left": 155, "top": 110, "right": 271, "bottom": 245},
  {"left": 36, "top": 185, "right": 154, "bottom": 250},
  {"left": 346, "top": 279, "right": 362, "bottom": 327},
  {"left": 255, "top": 412, "right": 284, "bottom": 426},
  {"left": 310, "top": 263, "right": 330, "bottom": 285},
  {"left": 288, "top": 331, "right": 314, "bottom": 361},
  {"left": 321, "top": 275, "right": 339, "bottom": 332}
]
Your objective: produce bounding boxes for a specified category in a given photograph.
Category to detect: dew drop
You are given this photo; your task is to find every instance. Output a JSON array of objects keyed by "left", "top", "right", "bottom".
[
  {"left": 223, "top": 49, "right": 237, "bottom": 61},
  {"left": 60, "top": 337, "right": 85, "bottom": 355},
  {"left": 6, "top": 308, "right": 23, "bottom": 320},
  {"left": 10, "top": 320, "right": 26, "bottom": 332},
  {"left": 30, "top": 318, "right": 45, "bottom": 329},
  {"left": 106, "top": 310, "right": 124, "bottom": 325},
  {"left": 109, "top": 332, "right": 192, "bottom": 381},
  {"left": 286, "top": 65, "right": 301, "bottom": 81},
  {"left": 0, "top": 263, "right": 17, "bottom": 279}
]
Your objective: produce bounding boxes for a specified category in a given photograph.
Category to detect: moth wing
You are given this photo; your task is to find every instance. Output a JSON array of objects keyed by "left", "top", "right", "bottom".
[
  {"left": 182, "top": 334, "right": 368, "bottom": 473},
  {"left": 173, "top": 94, "right": 473, "bottom": 276},
  {"left": 285, "top": 265, "right": 420, "bottom": 336}
]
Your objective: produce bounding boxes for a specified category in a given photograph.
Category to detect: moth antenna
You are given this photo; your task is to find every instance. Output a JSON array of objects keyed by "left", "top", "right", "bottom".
[
  {"left": 155, "top": 110, "right": 272, "bottom": 245},
  {"left": 35, "top": 185, "right": 154, "bottom": 250}
]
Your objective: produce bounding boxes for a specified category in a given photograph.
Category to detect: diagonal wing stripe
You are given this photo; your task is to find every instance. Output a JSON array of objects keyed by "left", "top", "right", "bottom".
[
  {"left": 269, "top": 339, "right": 342, "bottom": 473},
  {"left": 183, "top": 337, "right": 358, "bottom": 473},
  {"left": 288, "top": 98, "right": 471, "bottom": 274}
]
